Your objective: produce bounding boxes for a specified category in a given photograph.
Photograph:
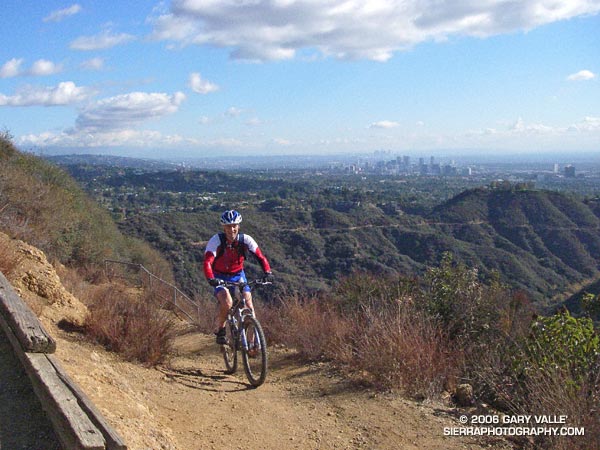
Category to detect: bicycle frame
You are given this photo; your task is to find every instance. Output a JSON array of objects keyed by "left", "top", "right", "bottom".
[
  {"left": 224, "top": 286, "right": 254, "bottom": 352},
  {"left": 219, "top": 279, "right": 271, "bottom": 387}
]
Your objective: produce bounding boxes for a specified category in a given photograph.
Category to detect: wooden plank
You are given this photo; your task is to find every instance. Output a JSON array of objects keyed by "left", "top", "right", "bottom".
[
  {"left": 26, "top": 353, "right": 107, "bottom": 450},
  {"left": 0, "top": 271, "right": 56, "bottom": 353},
  {"left": 48, "top": 354, "right": 128, "bottom": 450},
  {"left": 1, "top": 313, "right": 106, "bottom": 449}
]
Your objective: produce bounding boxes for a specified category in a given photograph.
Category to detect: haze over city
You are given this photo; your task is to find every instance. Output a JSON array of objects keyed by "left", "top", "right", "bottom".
[{"left": 1, "top": 1, "right": 599, "bottom": 159}]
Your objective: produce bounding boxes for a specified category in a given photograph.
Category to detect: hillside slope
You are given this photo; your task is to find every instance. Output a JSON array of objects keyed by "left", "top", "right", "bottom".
[
  {"left": 0, "top": 135, "right": 171, "bottom": 277},
  {"left": 429, "top": 187, "right": 600, "bottom": 307},
  {"left": 117, "top": 185, "right": 600, "bottom": 311}
]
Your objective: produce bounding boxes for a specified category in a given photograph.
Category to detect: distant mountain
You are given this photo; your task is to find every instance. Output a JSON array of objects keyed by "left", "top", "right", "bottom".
[
  {"left": 427, "top": 186, "right": 600, "bottom": 309},
  {"left": 118, "top": 183, "right": 600, "bottom": 312}
]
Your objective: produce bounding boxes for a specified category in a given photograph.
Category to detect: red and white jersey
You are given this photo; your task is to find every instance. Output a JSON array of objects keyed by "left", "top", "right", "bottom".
[{"left": 203, "top": 233, "right": 271, "bottom": 279}]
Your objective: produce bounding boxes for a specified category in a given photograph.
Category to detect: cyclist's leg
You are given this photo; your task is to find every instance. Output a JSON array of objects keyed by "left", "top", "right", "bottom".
[
  {"left": 242, "top": 288, "right": 259, "bottom": 355},
  {"left": 214, "top": 288, "right": 233, "bottom": 334},
  {"left": 242, "top": 290, "right": 254, "bottom": 313}
]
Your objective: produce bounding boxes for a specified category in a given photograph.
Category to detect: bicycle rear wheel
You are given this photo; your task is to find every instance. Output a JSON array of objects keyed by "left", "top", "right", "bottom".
[
  {"left": 241, "top": 316, "right": 268, "bottom": 387},
  {"left": 221, "top": 322, "right": 237, "bottom": 374}
]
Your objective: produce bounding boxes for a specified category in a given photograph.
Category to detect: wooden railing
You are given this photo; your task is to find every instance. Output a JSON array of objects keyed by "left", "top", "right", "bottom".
[
  {"left": 104, "top": 259, "right": 201, "bottom": 325},
  {"left": 0, "top": 271, "right": 126, "bottom": 450}
]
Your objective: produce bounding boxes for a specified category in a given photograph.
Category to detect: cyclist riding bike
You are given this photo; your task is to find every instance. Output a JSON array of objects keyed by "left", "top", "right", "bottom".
[{"left": 204, "top": 210, "right": 273, "bottom": 345}]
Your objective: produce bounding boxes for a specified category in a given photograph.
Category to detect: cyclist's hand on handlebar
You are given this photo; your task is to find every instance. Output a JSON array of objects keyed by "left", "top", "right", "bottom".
[
  {"left": 261, "top": 272, "right": 274, "bottom": 283},
  {"left": 208, "top": 278, "right": 223, "bottom": 287}
]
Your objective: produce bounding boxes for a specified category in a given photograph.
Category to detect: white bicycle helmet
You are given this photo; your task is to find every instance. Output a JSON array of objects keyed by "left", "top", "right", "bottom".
[{"left": 220, "top": 209, "right": 243, "bottom": 225}]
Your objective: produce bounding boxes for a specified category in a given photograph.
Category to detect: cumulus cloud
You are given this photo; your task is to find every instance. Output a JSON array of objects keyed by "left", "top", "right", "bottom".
[
  {"left": 29, "top": 59, "right": 63, "bottom": 76},
  {"left": 75, "top": 91, "right": 186, "bottom": 132},
  {"left": 0, "top": 58, "right": 63, "bottom": 77},
  {"left": 149, "top": 0, "right": 600, "bottom": 62},
  {"left": 568, "top": 116, "right": 600, "bottom": 132},
  {"left": 0, "top": 58, "right": 24, "bottom": 78},
  {"left": 225, "top": 106, "right": 243, "bottom": 117},
  {"left": 370, "top": 120, "right": 400, "bottom": 129},
  {"left": 246, "top": 117, "right": 263, "bottom": 126},
  {"left": 19, "top": 129, "right": 191, "bottom": 149},
  {"left": 0, "top": 81, "right": 94, "bottom": 106},
  {"left": 18, "top": 90, "right": 189, "bottom": 149},
  {"left": 80, "top": 57, "right": 105, "bottom": 71},
  {"left": 70, "top": 30, "right": 136, "bottom": 50},
  {"left": 465, "top": 116, "right": 600, "bottom": 144},
  {"left": 272, "top": 138, "right": 292, "bottom": 146},
  {"left": 188, "top": 72, "right": 219, "bottom": 94},
  {"left": 567, "top": 69, "right": 596, "bottom": 81},
  {"left": 43, "top": 4, "right": 82, "bottom": 22}
]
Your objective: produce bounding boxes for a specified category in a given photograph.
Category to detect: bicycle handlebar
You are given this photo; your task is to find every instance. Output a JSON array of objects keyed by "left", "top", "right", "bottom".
[{"left": 218, "top": 279, "right": 273, "bottom": 288}]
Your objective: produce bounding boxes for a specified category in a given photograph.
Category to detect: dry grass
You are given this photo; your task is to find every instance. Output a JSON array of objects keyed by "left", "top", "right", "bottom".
[
  {"left": 350, "top": 304, "right": 463, "bottom": 397},
  {"left": 262, "top": 294, "right": 351, "bottom": 361},
  {"left": 85, "top": 284, "right": 177, "bottom": 366},
  {"left": 263, "top": 295, "right": 461, "bottom": 398}
]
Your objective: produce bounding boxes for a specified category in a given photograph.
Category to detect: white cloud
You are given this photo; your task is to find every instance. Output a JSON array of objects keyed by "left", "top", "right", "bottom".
[
  {"left": 29, "top": 59, "right": 63, "bottom": 76},
  {"left": 509, "top": 117, "right": 554, "bottom": 134},
  {"left": 80, "top": 57, "right": 105, "bottom": 71},
  {"left": 70, "top": 31, "right": 136, "bottom": 51},
  {"left": 19, "top": 129, "right": 192, "bottom": 149},
  {"left": 246, "top": 117, "right": 263, "bottom": 126},
  {"left": 0, "top": 58, "right": 24, "bottom": 78},
  {"left": 149, "top": 0, "right": 600, "bottom": 62},
  {"left": 18, "top": 90, "right": 190, "bottom": 149},
  {"left": 370, "top": 120, "right": 400, "bottom": 129},
  {"left": 272, "top": 138, "right": 292, "bottom": 146},
  {"left": 43, "top": 4, "right": 82, "bottom": 22},
  {"left": 75, "top": 91, "right": 186, "bottom": 132},
  {"left": 567, "top": 69, "right": 596, "bottom": 81},
  {"left": 0, "top": 58, "right": 64, "bottom": 77},
  {"left": 188, "top": 72, "right": 219, "bottom": 94},
  {"left": 567, "top": 116, "right": 600, "bottom": 132},
  {"left": 225, "top": 106, "right": 243, "bottom": 117},
  {"left": 463, "top": 116, "right": 600, "bottom": 150},
  {"left": 0, "top": 81, "right": 94, "bottom": 106}
]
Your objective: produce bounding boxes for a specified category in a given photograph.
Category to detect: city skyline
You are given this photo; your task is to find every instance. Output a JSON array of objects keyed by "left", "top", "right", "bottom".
[{"left": 1, "top": 1, "right": 599, "bottom": 158}]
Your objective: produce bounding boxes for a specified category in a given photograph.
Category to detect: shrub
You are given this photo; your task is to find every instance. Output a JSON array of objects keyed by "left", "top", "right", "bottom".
[
  {"left": 0, "top": 135, "right": 173, "bottom": 281},
  {"left": 515, "top": 360, "right": 600, "bottom": 450},
  {"left": 582, "top": 292, "right": 600, "bottom": 318},
  {"left": 263, "top": 275, "right": 462, "bottom": 397},
  {"left": 349, "top": 303, "right": 463, "bottom": 397},
  {"left": 262, "top": 294, "right": 350, "bottom": 361},
  {"left": 523, "top": 310, "right": 599, "bottom": 386},
  {"left": 419, "top": 252, "right": 501, "bottom": 341},
  {"left": 85, "top": 284, "right": 176, "bottom": 366}
]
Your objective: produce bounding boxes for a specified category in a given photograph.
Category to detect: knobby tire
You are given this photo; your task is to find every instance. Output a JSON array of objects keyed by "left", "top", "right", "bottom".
[
  {"left": 221, "top": 321, "right": 237, "bottom": 374},
  {"left": 241, "top": 316, "right": 268, "bottom": 387}
]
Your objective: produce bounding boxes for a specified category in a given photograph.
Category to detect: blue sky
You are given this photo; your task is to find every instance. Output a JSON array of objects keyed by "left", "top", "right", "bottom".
[{"left": 0, "top": 1, "right": 599, "bottom": 159}]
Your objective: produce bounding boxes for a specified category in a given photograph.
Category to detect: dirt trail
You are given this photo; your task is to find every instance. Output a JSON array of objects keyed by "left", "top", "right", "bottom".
[
  {"left": 54, "top": 326, "right": 512, "bottom": 450},
  {"left": 0, "top": 230, "right": 512, "bottom": 450}
]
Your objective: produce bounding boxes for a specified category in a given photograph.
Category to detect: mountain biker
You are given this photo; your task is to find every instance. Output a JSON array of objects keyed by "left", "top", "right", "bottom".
[{"left": 204, "top": 209, "right": 273, "bottom": 345}]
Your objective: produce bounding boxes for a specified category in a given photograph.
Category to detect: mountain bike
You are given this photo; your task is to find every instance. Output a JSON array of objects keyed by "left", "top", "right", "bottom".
[{"left": 219, "top": 279, "right": 270, "bottom": 387}]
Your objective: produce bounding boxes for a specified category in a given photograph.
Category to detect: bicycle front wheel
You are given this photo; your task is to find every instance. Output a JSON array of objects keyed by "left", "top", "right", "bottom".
[
  {"left": 241, "top": 316, "right": 268, "bottom": 387},
  {"left": 221, "top": 322, "right": 238, "bottom": 374}
]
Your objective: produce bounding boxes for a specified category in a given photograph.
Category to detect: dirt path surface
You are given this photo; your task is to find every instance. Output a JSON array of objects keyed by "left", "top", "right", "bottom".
[
  {"left": 53, "top": 326, "right": 512, "bottom": 450},
  {"left": 0, "top": 230, "right": 513, "bottom": 450}
]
